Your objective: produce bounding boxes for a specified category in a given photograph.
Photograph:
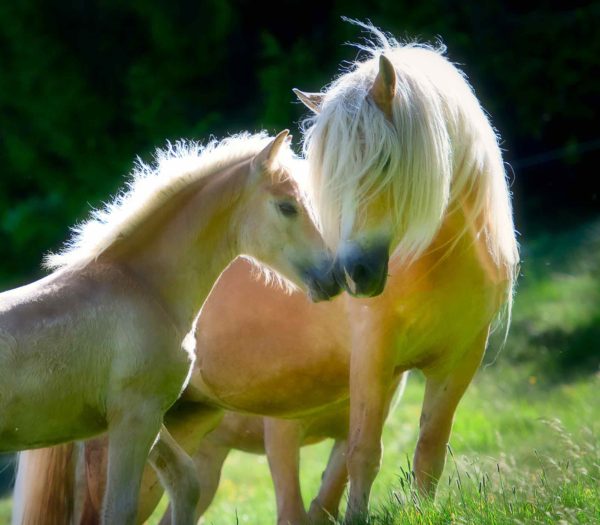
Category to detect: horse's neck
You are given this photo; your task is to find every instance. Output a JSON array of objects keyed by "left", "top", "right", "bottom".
[
  {"left": 418, "top": 188, "right": 510, "bottom": 287},
  {"left": 105, "top": 162, "right": 249, "bottom": 330}
]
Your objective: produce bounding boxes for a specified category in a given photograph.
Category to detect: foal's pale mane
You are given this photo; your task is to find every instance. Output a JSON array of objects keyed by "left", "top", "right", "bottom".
[
  {"left": 301, "top": 21, "right": 519, "bottom": 304},
  {"left": 45, "top": 133, "right": 294, "bottom": 271}
]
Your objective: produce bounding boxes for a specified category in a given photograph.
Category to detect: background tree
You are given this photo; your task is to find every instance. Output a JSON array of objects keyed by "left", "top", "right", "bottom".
[{"left": 1, "top": 1, "right": 598, "bottom": 288}]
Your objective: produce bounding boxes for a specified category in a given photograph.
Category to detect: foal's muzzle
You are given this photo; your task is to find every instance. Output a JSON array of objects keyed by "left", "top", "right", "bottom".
[
  {"left": 334, "top": 242, "right": 389, "bottom": 298},
  {"left": 302, "top": 259, "right": 342, "bottom": 302}
]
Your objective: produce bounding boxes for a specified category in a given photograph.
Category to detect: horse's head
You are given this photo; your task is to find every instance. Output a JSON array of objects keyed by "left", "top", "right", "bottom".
[
  {"left": 295, "top": 56, "right": 398, "bottom": 298},
  {"left": 238, "top": 130, "right": 341, "bottom": 302},
  {"left": 296, "top": 46, "right": 453, "bottom": 298}
]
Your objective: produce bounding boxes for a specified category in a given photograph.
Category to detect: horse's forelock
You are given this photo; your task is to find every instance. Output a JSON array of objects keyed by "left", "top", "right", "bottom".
[{"left": 302, "top": 45, "right": 453, "bottom": 260}]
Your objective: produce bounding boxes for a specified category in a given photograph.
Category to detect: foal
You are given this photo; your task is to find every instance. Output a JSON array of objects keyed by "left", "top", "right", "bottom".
[{"left": 6, "top": 131, "right": 339, "bottom": 525}]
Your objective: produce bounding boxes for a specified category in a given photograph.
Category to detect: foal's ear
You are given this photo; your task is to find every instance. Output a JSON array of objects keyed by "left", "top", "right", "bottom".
[
  {"left": 293, "top": 88, "right": 323, "bottom": 114},
  {"left": 251, "top": 130, "right": 290, "bottom": 173},
  {"left": 367, "top": 55, "right": 396, "bottom": 120}
]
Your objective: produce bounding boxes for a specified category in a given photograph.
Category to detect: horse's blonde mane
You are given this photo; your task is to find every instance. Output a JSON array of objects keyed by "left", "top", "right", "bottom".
[
  {"left": 302, "top": 21, "right": 519, "bottom": 305},
  {"left": 45, "top": 132, "right": 294, "bottom": 271}
]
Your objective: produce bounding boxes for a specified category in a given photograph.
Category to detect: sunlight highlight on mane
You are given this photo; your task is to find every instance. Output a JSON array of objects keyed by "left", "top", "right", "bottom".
[
  {"left": 302, "top": 20, "right": 519, "bottom": 307},
  {"left": 242, "top": 255, "right": 298, "bottom": 295},
  {"left": 45, "top": 132, "right": 294, "bottom": 271}
]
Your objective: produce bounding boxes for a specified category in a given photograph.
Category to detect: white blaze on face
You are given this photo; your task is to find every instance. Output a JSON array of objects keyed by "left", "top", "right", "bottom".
[
  {"left": 344, "top": 268, "right": 358, "bottom": 295},
  {"left": 340, "top": 190, "right": 358, "bottom": 246}
]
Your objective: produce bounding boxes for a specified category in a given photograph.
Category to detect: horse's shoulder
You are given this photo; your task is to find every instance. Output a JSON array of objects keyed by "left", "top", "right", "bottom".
[{"left": 80, "top": 262, "right": 180, "bottom": 341}]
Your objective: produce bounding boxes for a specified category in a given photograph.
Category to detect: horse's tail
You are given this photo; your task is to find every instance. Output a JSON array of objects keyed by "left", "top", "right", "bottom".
[{"left": 12, "top": 444, "right": 76, "bottom": 525}]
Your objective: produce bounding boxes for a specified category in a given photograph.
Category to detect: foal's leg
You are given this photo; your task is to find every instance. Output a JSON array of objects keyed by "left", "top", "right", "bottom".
[
  {"left": 308, "top": 439, "right": 348, "bottom": 524},
  {"left": 264, "top": 418, "right": 309, "bottom": 525},
  {"left": 80, "top": 403, "right": 223, "bottom": 524},
  {"left": 102, "top": 406, "right": 162, "bottom": 525},
  {"left": 149, "top": 425, "right": 200, "bottom": 525},
  {"left": 413, "top": 329, "right": 488, "bottom": 496},
  {"left": 140, "top": 403, "right": 224, "bottom": 522},
  {"left": 158, "top": 438, "right": 230, "bottom": 525}
]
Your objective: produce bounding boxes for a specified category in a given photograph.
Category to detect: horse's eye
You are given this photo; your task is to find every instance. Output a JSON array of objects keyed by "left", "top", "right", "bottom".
[{"left": 277, "top": 201, "right": 298, "bottom": 217}]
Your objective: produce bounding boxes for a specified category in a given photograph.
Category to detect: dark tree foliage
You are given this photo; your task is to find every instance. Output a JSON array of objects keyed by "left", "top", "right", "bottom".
[{"left": 0, "top": 1, "right": 598, "bottom": 288}]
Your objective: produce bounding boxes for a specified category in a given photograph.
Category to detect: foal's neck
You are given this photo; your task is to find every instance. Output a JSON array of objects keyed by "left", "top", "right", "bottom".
[{"left": 106, "top": 160, "right": 251, "bottom": 331}]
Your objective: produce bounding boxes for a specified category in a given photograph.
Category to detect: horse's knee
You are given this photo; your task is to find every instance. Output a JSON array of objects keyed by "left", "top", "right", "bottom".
[
  {"left": 347, "top": 440, "right": 382, "bottom": 481},
  {"left": 416, "top": 426, "right": 447, "bottom": 453}
]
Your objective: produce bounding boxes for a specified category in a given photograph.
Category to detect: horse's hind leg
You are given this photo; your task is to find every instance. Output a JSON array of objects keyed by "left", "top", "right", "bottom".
[
  {"left": 149, "top": 425, "right": 200, "bottom": 525},
  {"left": 265, "top": 418, "right": 309, "bottom": 525},
  {"left": 79, "top": 437, "right": 109, "bottom": 525},
  {"left": 414, "top": 329, "right": 488, "bottom": 497},
  {"left": 158, "top": 438, "right": 230, "bottom": 525},
  {"left": 308, "top": 439, "right": 348, "bottom": 524}
]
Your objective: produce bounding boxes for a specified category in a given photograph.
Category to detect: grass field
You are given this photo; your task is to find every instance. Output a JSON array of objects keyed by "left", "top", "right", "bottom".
[
  {"left": 1, "top": 223, "right": 598, "bottom": 524},
  {"left": 181, "top": 366, "right": 598, "bottom": 525}
]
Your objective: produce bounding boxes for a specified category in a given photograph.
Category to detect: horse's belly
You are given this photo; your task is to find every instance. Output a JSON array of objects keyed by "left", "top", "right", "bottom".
[
  {"left": 0, "top": 338, "right": 109, "bottom": 451},
  {"left": 189, "top": 350, "right": 349, "bottom": 417},
  {"left": 0, "top": 388, "right": 106, "bottom": 451},
  {"left": 188, "top": 322, "right": 350, "bottom": 416},
  {"left": 205, "top": 403, "right": 349, "bottom": 456}
]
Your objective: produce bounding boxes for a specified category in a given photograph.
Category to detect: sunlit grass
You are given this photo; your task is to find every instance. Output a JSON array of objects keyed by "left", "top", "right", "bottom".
[{"left": 141, "top": 366, "right": 598, "bottom": 525}]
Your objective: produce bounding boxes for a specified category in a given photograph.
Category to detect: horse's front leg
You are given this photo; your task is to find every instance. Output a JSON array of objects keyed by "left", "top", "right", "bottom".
[
  {"left": 102, "top": 403, "right": 162, "bottom": 525},
  {"left": 414, "top": 329, "right": 488, "bottom": 497},
  {"left": 158, "top": 405, "right": 226, "bottom": 524},
  {"left": 345, "top": 329, "right": 395, "bottom": 523},
  {"left": 264, "top": 418, "right": 309, "bottom": 525},
  {"left": 307, "top": 439, "right": 348, "bottom": 524}
]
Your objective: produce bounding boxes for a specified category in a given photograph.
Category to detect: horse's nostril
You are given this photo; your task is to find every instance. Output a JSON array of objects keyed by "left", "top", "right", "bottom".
[{"left": 352, "top": 263, "right": 369, "bottom": 284}]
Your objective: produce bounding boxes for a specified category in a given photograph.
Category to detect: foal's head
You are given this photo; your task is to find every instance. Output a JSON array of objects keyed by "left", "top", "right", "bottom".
[{"left": 238, "top": 131, "right": 340, "bottom": 302}]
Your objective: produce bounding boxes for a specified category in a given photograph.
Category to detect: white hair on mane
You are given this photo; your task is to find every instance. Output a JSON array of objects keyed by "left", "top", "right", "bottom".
[
  {"left": 45, "top": 132, "right": 296, "bottom": 271},
  {"left": 301, "top": 20, "right": 519, "bottom": 311},
  {"left": 242, "top": 255, "right": 298, "bottom": 295}
]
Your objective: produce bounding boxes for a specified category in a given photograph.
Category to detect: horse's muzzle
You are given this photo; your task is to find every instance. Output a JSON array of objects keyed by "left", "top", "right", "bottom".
[
  {"left": 334, "top": 242, "right": 389, "bottom": 298},
  {"left": 303, "top": 261, "right": 342, "bottom": 302}
]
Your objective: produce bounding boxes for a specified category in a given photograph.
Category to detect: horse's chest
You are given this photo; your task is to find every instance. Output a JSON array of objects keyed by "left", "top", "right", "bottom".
[{"left": 381, "top": 251, "right": 504, "bottom": 372}]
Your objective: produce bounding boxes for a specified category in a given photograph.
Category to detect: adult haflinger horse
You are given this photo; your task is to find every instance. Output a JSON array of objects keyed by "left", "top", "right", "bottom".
[
  {"left": 5, "top": 131, "right": 340, "bottom": 525},
  {"left": 295, "top": 23, "right": 518, "bottom": 520}
]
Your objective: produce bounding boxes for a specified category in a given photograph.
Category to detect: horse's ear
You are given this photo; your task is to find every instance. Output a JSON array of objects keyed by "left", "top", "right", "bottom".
[
  {"left": 367, "top": 55, "right": 396, "bottom": 120},
  {"left": 252, "top": 130, "right": 290, "bottom": 173},
  {"left": 293, "top": 88, "right": 323, "bottom": 114}
]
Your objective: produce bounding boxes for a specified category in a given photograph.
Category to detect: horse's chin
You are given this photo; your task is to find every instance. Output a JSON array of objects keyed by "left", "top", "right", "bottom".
[
  {"left": 308, "top": 288, "right": 330, "bottom": 302},
  {"left": 306, "top": 278, "right": 341, "bottom": 302}
]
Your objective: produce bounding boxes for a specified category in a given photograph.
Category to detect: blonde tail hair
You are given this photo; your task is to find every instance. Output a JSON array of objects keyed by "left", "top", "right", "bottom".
[{"left": 12, "top": 445, "right": 75, "bottom": 525}]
